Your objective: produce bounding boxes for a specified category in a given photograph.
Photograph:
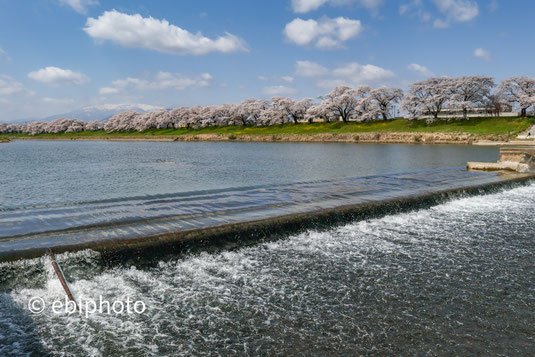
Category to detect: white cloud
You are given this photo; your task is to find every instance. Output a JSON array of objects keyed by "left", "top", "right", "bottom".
[
  {"left": 99, "top": 87, "right": 120, "bottom": 95},
  {"left": 28, "top": 66, "right": 89, "bottom": 86},
  {"left": 281, "top": 76, "right": 294, "bottom": 83},
  {"left": 84, "top": 10, "right": 247, "bottom": 56},
  {"left": 433, "top": 19, "right": 450, "bottom": 28},
  {"left": 262, "top": 85, "right": 297, "bottom": 96},
  {"left": 401, "top": 0, "right": 477, "bottom": 27},
  {"left": 332, "top": 62, "right": 395, "bottom": 83},
  {"left": 408, "top": 63, "right": 433, "bottom": 77},
  {"left": 315, "top": 78, "right": 350, "bottom": 90},
  {"left": 295, "top": 61, "right": 330, "bottom": 77},
  {"left": 41, "top": 97, "right": 75, "bottom": 104},
  {"left": 295, "top": 60, "right": 395, "bottom": 89},
  {"left": 399, "top": 0, "right": 431, "bottom": 22},
  {"left": 284, "top": 16, "right": 363, "bottom": 49},
  {"left": 292, "top": 0, "right": 328, "bottom": 13},
  {"left": 474, "top": 48, "right": 491, "bottom": 61},
  {"left": 100, "top": 72, "right": 213, "bottom": 95},
  {"left": 0, "top": 48, "right": 11, "bottom": 62},
  {"left": 59, "top": 0, "right": 99, "bottom": 14},
  {"left": 0, "top": 75, "right": 26, "bottom": 95},
  {"left": 432, "top": 0, "right": 478, "bottom": 28},
  {"left": 258, "top": 76, "right": 295, "bottom": 83},
  {"left": 291, "top": 0, "right": 383, "bottom": 13},
  {"left": 489, "top": 0, "right": 498, "bottom": 12},
  {"left": 399, "top": 0, "right": 419, "bottom": 15}
]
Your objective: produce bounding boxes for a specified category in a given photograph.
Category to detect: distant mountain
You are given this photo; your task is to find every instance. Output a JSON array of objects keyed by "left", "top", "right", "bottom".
[{"left": 12, "top": 103, "right": 164, "bottom": 124}]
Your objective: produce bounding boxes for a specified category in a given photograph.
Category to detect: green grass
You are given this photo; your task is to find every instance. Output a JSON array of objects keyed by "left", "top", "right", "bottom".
[{"left": 2, "top": 117, "right": 534, "bottom": 140}]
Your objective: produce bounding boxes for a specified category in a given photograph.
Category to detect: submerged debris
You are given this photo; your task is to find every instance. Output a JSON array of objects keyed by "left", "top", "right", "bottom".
[{"left": 156, "top": 159, "right": 176, "bottom": 164}]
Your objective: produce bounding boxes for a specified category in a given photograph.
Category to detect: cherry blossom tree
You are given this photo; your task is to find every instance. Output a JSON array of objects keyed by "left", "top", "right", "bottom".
[
  {"left": 6, "top": 124, "right": 22, "bottom": 133},
  {"left": 305, "top": 102, "right": 331, "bottom": 123},
  {"left": 103, "top": 110, "right": 142, "bottom": 132},
  {"left": 497, "top": 76, "right": 535, "bottom": 117},
  {"left": 85, "top": 120, "right": 102, "bottom": 131},
  {"left": 46, "top": 118, "right": 84, "bottom": 134},
  {"left": 369, "top": 87, "right": 404, "bottom": 120},
  {"left": 484, "top": 94, "right": 505, "bottom": 117},
  {"left": 450, "top": 76, "right": 495, "bottom": 119},
  {"left": 64, "top": 119, "right": 85, "bottom": 133},
  {"left": 352, "top": 86, "right": 374, "bottom": 121},
  {"left": 169, "top": 107, "right": 192, "bottom": 128},
  {"left": 232, "top": 98, "right": 269, "bottom": 126},
  {"left": 321, "top": 85, "right": 360, "bottom": 122},
  {"left": 406, "top": 78, "right": 453, "bottom": 119},
  {"left": 25, "top": 121, "right": 48, "bottom": 135},
  {"left": 269, "top": 97, "right": 314, "bottom": 124},
  {"left": 400, "top": 94, "right": 423, "bottom": 120}
]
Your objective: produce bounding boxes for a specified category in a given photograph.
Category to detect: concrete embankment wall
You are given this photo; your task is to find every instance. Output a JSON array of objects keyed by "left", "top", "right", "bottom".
[
  {"left": 175, "top": 132, "right": 505, "bottom": 145},
  {"left": 5, "top": 132, "right": 513, "bottom": 144}
]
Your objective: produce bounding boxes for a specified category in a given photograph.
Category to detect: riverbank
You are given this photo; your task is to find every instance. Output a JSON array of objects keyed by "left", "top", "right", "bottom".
[
  {"left": 5, "top": 132, "right": 533, "bottom": 145},
  {"left": 2, "top": 117, "right": 534, "bottom": 144}
]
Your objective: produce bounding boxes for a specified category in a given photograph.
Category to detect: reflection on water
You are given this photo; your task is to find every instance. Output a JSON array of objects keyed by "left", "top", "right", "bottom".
[
  {"left": 1, "top": 183, "right": 534, "bottom": 356},
  {"left": 0, "top": 140, "right": 499, "bottom": 209}
]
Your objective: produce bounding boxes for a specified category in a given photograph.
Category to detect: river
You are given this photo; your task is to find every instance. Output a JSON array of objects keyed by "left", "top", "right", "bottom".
[{"left": 1, "top": 141, "right": 533, "bottom": 356}]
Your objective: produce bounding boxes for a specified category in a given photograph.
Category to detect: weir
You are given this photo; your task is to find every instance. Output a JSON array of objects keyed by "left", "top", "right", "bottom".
[{"left": 0, "top": 168, "right": 533, "bottom": 262}]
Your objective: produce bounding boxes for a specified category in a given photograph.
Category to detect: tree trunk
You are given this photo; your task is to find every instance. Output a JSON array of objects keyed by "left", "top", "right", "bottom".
[
  {"left": 382, "top": 113, "right": 388, "bottom": 120},
  {"left": 521, "top": 108, "right": 527, "bottom": 117},
  {"left": 463, "top": 107, "right": 468, "bottom": 120}
]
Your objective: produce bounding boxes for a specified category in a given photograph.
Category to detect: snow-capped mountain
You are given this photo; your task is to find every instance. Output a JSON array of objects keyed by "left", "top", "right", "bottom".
[{"left": 13, "top": 104, "right": 163, "bottom": 123}]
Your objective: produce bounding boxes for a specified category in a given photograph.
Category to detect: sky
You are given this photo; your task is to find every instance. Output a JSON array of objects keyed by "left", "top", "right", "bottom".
[{"left": 0, "top": 0, "right": 534, "bottom": 122}]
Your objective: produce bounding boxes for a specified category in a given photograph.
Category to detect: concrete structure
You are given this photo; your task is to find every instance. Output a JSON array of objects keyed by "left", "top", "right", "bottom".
[
  {"left": 468, "top": 147, "right": 535, "bottom": 173},
  {"left": 1, "top": 168, "right": 533, "bottom": 261}
]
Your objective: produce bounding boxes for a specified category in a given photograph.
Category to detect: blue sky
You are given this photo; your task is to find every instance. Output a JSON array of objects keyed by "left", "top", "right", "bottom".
[{"left": 0, "top": 0, "right": 533, "bottom": 121}]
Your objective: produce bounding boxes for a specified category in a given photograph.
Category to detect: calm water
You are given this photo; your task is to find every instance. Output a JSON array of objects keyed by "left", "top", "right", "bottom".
[
  {"left": 1, "top": 141, "right": 534, "bottom": 356},
  {"left": 0, "top": 140, "right": 499, "bottom": 209}
]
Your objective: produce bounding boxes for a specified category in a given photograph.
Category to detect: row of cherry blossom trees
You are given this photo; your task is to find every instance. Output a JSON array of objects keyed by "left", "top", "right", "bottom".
[
  {"left": 2, "top": 76, "right": 534, "bottom": 135},
  {"left": 402, "top": 75, "right": 535, "bottom": 119}
]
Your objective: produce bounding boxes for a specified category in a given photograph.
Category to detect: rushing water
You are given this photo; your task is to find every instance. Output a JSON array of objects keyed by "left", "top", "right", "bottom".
[
  {"left": 0, "top": 183, "right": 534, "bottom": 356},
  {"left": 1, "top": 141, "right": 533, "bottom": 356}
]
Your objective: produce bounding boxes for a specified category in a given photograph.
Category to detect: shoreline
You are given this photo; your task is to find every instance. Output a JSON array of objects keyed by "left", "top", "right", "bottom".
[{"left": 4, "top": 131, "right": 533, "bottom": 145}]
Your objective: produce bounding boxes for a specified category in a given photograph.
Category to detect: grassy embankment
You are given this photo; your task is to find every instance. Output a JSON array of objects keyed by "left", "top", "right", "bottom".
[{"left": 1, "top": 117, "right": 534, "bottom": 141}]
